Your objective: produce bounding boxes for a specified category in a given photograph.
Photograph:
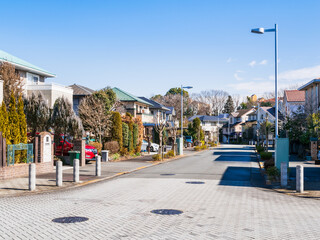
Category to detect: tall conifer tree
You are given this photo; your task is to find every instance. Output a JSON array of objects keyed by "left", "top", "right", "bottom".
[{"left": 8, "top": 93, "right": 20, "bottom": 144}]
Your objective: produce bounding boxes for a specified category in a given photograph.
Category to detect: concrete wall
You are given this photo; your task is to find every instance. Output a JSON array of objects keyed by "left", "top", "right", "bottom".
[{"left": 26, "top": 83, "right": 73, "bottom": 108}]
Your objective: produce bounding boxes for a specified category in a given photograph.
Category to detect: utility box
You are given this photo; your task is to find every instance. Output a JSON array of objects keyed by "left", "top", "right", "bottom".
[
  {"left": 177, "top": 137, "right": 183, "bottom": 155},
  {"left": 275, "top": 138, "right": 289, "bottom": 170},
  {"left": 101, "top": 150, "right": 109, "bottom": 162}
]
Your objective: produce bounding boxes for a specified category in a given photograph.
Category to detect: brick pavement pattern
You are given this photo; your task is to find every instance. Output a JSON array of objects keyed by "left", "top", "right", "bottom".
[{"left": 1, "top": 145, "right": 320, "bottom": 239}]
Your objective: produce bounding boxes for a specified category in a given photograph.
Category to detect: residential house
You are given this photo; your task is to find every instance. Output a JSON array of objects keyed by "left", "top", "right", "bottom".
[
  {"left": 165, "top": 107, "right": 178, "bottom": 127},
  {"left": 188, "top": 115, "right": 229, "bottom": 142},
  {"left": 241, "top": 110, "right": 258, "bottom": 143},
  {"left": 256, "top": 106, "right": 284, "bottom": 144},
  {"left": 222, "top": 108, "right": 255, "bottom": 142},
  {"left": 281, "top": 90, "right": 305, "bottom": 117},
  {"left": 112, "top": 87, "right": 153, "bottom": 122},
  {"left": 298, "top": 78, "right": 320, "bottom": 114},
  {"left": 0, "top": 49, "right": 73, "bottom": 108},
  {"left": 69, "top": 84, "right": 94, "bottom": 114},
  {"left": 139, "top": 97, "right": 170, "bottom": 123}
]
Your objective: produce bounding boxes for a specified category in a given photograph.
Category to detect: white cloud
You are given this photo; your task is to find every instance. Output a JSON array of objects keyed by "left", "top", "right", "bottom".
[
  {"left": 269, "top": 65, "right": 320, "bottom": 82},
  {"left": 233, "top": 70, "right": 244, "bottom": 81},
  {"left": 259, "top": 60, "right": 267, "bottom": 65},
  {"left": 249, "top": 61, "right": 256, "bottom": 67}
]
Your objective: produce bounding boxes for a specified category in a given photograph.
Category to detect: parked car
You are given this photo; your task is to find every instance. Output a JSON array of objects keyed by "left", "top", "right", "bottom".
[
  {"left": 141, "top": 140, "right": 159, "bottom": 152},
  {"left": 185, "top": 136, "right": 193, "bottom": 147},
  {"left": 55, "top": 139, "right": 97, "bottom": 160}
]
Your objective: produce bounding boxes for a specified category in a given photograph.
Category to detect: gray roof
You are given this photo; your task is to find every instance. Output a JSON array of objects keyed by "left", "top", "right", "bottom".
[
  {"left": 165, "top": 106, "right": 175, "bottom": 115},
  {"left": 138, "top": 97, "right": 170, "bottom": 111},
  {"left": 188, "top": 115, "right": 229, "bottom": 122},
  {"left": 298, "top": 79, "right": 320, "bottom": 91},
  {"left": 69, "top": 84, "right": 94, "bottom": 96}
]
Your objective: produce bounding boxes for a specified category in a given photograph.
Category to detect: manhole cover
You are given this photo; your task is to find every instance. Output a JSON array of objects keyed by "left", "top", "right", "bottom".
[
  {"left": 52, "top": 216, "right": 89, "bottom": 223},
  {"left": 186, "top": 181, "right": 205, "bottom": 184},
  {"left": 151, "top": 209, "right": 183, "bottom": 215},
  {"left": 160, "top": 174, "right": 175, "bottom": 176}
]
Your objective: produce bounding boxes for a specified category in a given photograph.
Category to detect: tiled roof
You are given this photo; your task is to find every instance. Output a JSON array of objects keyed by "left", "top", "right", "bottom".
[
  {"left": 0, "top": 49, "right": 55, "bottom": 77},
  {"left": 139, "top": 97, "right": 170, "bottom": 111},
  {"left": 165, "top": 106, "right": 175, "bottom": 114},
  {"left": 231, "top": 108, "right": 253, "bottom": 118},
  {"left": 112, "top": 87, "right": 152, "bottom": 106},
  {"left": 188, "top": 115, "right": 229, "bottom": 122},
  {"left": 69, "top": 84, "right": 94, "bottom": 96},
  {"left": 284, "top": 90, "right": 305, "bottom": 102}
]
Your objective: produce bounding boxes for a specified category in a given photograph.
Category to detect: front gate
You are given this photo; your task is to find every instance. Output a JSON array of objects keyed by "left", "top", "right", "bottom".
[{"left": 7, "top": 143, "right": 34, "bottom": 166}]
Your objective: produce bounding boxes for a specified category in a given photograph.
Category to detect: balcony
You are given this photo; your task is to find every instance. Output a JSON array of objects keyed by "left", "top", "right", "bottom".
[{"left": 136, "top": 113, "right": 155, "bottom": 124}]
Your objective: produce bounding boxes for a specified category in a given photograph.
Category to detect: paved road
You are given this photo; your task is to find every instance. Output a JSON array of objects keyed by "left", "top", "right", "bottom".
[{"left": 1, "top": 145, "right": 320, "bottom": 239}]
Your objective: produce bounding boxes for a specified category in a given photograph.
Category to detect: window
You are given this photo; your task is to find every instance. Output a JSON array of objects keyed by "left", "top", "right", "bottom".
[{"left": 27, "top": 73, "right": 40, "bottom": 83}]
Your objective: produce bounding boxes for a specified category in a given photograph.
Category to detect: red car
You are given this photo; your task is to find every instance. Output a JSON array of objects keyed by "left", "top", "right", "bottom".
[{"left": 55, "top": 139, "right": 97, "bottom": 160}]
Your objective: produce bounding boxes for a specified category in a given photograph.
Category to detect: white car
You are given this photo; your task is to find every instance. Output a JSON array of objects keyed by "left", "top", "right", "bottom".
[{"left": 141, "top": 140, "right": 159, "bottom": 152}]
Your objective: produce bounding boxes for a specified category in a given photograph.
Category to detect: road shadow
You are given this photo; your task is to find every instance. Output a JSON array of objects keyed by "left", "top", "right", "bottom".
[
  {"left": 218, "top": 166, "right": 265, "bottom": 187},
  {"left": 213, "top": 151, "right": 254, "bottom": 162},
  {"left": 289, "top": 166, "right": 320, "bottom": 191}
]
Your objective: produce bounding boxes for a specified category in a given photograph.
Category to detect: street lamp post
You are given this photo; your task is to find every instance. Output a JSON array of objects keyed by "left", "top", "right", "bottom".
[
  {"left": 180, "top": 85, "right": 193, "bottom": 147},
  {"left": 251, "top": 24, "right": 278, "bottom": 139}
]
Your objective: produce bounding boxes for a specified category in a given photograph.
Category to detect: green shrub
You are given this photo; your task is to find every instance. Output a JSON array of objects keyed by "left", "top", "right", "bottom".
[
  {"left": 194, "top": 146, "right": 201, "bottom": 151},
  {"left": 256, "top": 145, "right": 264, "bottom": 153},
  {"left": 152, "top": 154, "right": 161, "bottom": 161},
  {"left": 264, "top": 159, "right": 275, "bottom": 170},
  {"left": 201, "top": 145, "right": 208, "bottom": 150},
  {"left": 266, "top": 166, "right": 280, "bottom": 178},
  {"left": 111, "top": 112, "right": 123, "bottom": 149},
  {"left": 120, "top": 147, "right": 128, "bottom": 156},
  {"left": 122, "top": 122, "right": 129, "bottom": 148},
  {"left": 260, "top": 151, "right": 272, "bottom": 160}
]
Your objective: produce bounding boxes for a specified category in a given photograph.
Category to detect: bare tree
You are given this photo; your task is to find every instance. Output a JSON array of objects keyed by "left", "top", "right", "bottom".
[
  {"left": 154, "top": 115, "right": 166, "bottom": 158},
  {"left": 0, "top": 62, "right": 24, "bottom": 106},
  {"left": 167, "top": 116, "right": 178, "bottom": 155},
  {"left": 232, "top": 94, "right": 241, "bottom": 110},
  {"left": 192, "top": 90, "right": 229, "bottom": 115},
  {"left": 78, "top": 95, "right": 110, "bottom": 143}
]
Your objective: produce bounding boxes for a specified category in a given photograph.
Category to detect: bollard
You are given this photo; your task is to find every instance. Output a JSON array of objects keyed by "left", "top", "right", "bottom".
[
  {"left": 296, "top": 165, "right": 304, "bottom": 193},
  {"left": 73, "top": 159, "right": 80, "bottom": 182},
  {"left": 56, "top": 160, "right": 63, "bottom": 187},
  {"left": 96, "top": 155, "right": 101, "bottom": 177},
  {"left": 29, "top": 163, "right": 36, "bottom": 191},
  {"left": 281, "top": 162, "right": 288, "bottom": 188}
]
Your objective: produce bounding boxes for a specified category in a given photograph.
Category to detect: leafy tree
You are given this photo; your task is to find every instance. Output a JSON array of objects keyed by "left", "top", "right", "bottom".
[
  {"left": 17, "top": 96, "right": 27, "bottom": 144},
  {"left": 166, "top": 87, "right": 189, "bottom": 97},
  {"left": 7, "top": 93, "right": 20, "bottom": 145},
  {"left": 111, "top": 112, "right": 123, "bottom": 150},
  {"left": 122, "top": 122, "right": 129, "bottom": 148},
  {"left": 240, "top": 102, "right": 248, "bottom": 109},
  {"left": 0, "top": 101, "right": 9, "bottom": 140},
  {"left": 223, "top": 95, "right": 235, "bottom": 114},
  {"left": 0, "top": 63, "right": 23, "bottom": 107},
  {"left": 260, "top": 101, "right": 272, "bottom": 107},
  {"left": 134, "top": 117, "right": 143, "bottom": 152},
  {"left": 92, "top": 88, "right": 116, "bottom": 113},
  {"left": 24, "top": 93, "right": 51, "bottom": 137},
  {"left": 192, "top": 117, "right": 201, "bottom": 144}
]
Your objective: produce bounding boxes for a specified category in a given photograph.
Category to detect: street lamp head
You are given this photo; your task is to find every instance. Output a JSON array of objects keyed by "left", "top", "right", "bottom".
[
  {"left": 183, "top": 86, "right": 193, "bottom": 89},
  {"left": 251, "top": 28, "right": 264, "bottom": 34}
]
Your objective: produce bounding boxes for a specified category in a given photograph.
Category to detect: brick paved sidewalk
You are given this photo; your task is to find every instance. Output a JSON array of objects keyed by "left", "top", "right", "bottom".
[{"left": 0, "top": 148, "right": 197, "bottom": 197}]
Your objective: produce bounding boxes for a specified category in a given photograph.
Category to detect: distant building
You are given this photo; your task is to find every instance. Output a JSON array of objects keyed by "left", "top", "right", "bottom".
[
  {"left": 189, "top": 115, "right": 229, "bottom": 142},
  {"left": 298, "top": 79, "right": 320, "bottom": 114},
  {"left": 69, "top": 84, "right": 94, "bottom": 114},
  {"left": 282, "top": 90, "right": 305, "bottom": 117},
  {"left": 0, "top": 49, "right": 73, "bottom": 108}
]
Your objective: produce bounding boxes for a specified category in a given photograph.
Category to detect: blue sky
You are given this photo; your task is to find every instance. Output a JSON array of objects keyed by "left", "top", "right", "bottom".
[{"left": 1, "top": 0, "right": 319, "bottom": 98}]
